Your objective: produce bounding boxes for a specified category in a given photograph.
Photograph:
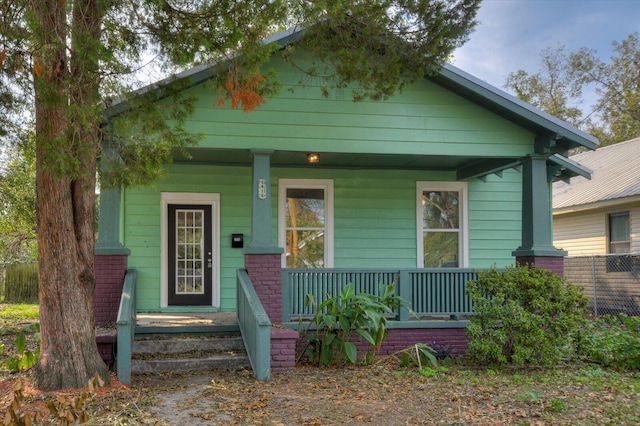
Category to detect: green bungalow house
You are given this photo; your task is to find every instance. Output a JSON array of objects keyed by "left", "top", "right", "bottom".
[{"left": 95, "top": 29, "right": 596, "bottom": 382}]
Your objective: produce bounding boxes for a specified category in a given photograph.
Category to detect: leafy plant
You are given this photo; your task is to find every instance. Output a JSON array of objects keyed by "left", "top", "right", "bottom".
[
  {"left": 2, "top": 323, "right": 40, "bottom": 373},
  {"left": 301, "top": 282, "right": 407, "bottom": 366},
  {"left": 387, "top": 343, "right": 439, "bottom": 370},
  {"left": 576, "top": 314, "right": 640, "bottom": 369},
  {"left": 466, "top": 265, "right": 588, "bottom": 366},
  {"left": 418, "top": 365, "right": 449, "bottom": 378}
]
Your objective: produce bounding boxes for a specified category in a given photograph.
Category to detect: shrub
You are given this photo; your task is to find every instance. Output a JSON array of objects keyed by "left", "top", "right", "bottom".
[
  {"left": 577, "top": 314, "right": 640, "bottom": 369},
  {"left": 301, "top": 282, "right": 407, "bottom": 366},
  {"left": 466, "top": 265, "right": 588, "bottom": 366}
]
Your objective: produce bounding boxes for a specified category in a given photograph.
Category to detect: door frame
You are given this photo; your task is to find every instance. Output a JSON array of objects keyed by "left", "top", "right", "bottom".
[{"left": 160, "top": 192, "right": 220, "bottom": 308}]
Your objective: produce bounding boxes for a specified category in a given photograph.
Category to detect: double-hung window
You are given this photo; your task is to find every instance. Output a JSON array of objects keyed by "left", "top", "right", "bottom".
[
  {"left": 278, "top": 179, "right": 334, "bottom": 268},
  {"left": 417, "top": 182, "right": 468, "bottom": 268},
  {"left": 609, "top": 211, "right": 630, "bottom": 254}
]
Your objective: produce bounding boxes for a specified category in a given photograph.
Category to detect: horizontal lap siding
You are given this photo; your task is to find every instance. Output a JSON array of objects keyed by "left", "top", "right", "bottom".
[
  {"left": 554, "top": 204, "right": 640, "bottom": 256},
  {"left": 468, "top": 171, "right": 521, "bottom": 267},
  {"left": 176, "top": 55, "right": 532, "bottom": 158},
  {"left": 125, "top": 54, "right": 531, "bottom": 310},
  {"left": 124, "top": 165, "right": 252, "bottom": 311},
  {"left": 125, "top": 166, "right": 522, "bottom": 310},
  {"left": 553, "top": 210, "right": 609, "bottom": 256}
]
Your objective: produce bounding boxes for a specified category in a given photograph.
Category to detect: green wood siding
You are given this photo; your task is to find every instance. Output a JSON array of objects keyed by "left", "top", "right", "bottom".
[
  {"left": 122, "top": 52, "right": 537, "bottom": 311},
  {"left": 170, "top": 55, "right": 534, "bottom": 158},
  {"left": 124, "top": 166, "right": 520, "bottom": 311},
  {"left": 468, "top": 170, "right": 522, "bottom": 266}
]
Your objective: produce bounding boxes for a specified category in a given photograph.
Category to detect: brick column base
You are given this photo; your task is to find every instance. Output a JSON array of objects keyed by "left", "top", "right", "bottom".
[
  {"left": 516, "top": 256, "right": 565, "bottom": 277},
  {"left": 271, "top": 328, "right": 299, "bottom": 372},
  {"left": 244, "top": 253, "right": 283, "bottom": 324},
  {"left": 94, "top": 254, "right": 128, "bottom": 326}
]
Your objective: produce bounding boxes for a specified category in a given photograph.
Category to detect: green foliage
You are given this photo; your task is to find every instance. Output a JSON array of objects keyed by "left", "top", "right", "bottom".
[
  {"left": 504, "top": 46, "right": 585, "bottom": 128},
  {"left": 576, "top": 314, "right": 640, "bottom": 369},
  {"left": 418, "top": 365, "right": 448, "bottom": 378},
  {"left": 290, "top": 0, "right": 481, "bottom": 101},
  {"left": 301, "top": 282, "right": 407, "bottom": 366},
  {"left": 466, "top": 265, "right": 588, "bottom": 366},
  {"left": 505, "top": 32, "right": 640, "bottom": 145},
  {"left": 0, "top": 303, "right": 40, "bottom": 326},
  {"left": 389, "top": 343, "right": 439, "bottom": 369},
  {"left": 1, "top": 323, "right": 40, "bottom": 373},
  {"left": 3, "top": 264, "right": 38, "bottom": 303},
  {"left": 0, "top": 135, "right": 37, "bottom": 266}
]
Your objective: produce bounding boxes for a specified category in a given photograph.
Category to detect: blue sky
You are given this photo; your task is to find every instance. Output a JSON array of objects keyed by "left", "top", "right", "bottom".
[{"left": 453, "top": 0, "right": 640, "bottom": 102}]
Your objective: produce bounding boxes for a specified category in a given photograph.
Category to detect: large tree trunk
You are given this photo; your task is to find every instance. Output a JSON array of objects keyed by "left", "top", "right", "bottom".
[{"left": 32, "top": 0, "right": 110, "bottom": 390}]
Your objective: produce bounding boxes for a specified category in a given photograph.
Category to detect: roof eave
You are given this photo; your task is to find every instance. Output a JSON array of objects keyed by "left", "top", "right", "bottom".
[
  {"left": 431, "top": 64, "right": 599, "bottom": 152},
  {"left": 103, "top": 27, "right": 305, "bottom": 119}
]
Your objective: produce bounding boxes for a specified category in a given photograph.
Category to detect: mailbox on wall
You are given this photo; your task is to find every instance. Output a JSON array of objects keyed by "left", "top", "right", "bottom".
[{"left": 231, "top": 234, "right": 244, "bottom": 248}]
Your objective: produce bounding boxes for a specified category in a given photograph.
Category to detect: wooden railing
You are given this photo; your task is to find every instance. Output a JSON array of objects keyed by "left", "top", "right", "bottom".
[
  {"left": 236, "top": 269, "right": 271, "bottom": 381},
  {"left": 282, "top": 268, "right": 478, "bottom": 323},
  {"left": 116, "top": 269, "right": 137, "bottom": 386}
]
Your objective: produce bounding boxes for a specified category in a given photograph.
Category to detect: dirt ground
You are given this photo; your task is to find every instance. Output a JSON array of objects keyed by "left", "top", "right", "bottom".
[
  {"left": 2, "top": 315, "right": 640, "bottom": 425},
  {"left": 2, "top": 361, "right": 640, "bottom": 425}
]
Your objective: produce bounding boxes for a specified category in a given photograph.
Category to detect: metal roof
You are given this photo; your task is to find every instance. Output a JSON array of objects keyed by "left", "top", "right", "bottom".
[{"left": 553, "top": 137, "right": 640, "bottom": 210}]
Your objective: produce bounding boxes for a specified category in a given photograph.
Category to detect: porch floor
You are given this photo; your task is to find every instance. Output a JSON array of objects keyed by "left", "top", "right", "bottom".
[{"left": 135, "top": 312, "right": 238, "bottom": 334}]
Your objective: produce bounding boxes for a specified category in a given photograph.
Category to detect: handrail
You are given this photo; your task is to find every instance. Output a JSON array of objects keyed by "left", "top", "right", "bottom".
[
  {"left": 282, "top": 268, "right": 479, "bottom": 323},
  {"left": 236, "top": 269, "right": 271, "bottom": 381},
  {"left": 116, "top": 269, "right": 137, "bottom": 386}
]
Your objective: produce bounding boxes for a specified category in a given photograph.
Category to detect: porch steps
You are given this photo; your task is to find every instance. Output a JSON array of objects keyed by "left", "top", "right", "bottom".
[
  {"left": 131, "top": 314, "right": 251, "bottom": 373},
  {"left": 131, "top": 324, "right": 250, "bottom": 373}
]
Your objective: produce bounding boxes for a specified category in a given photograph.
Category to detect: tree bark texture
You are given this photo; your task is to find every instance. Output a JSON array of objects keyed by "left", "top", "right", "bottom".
[{"left": 32, "top": 0, "right": 109, "bottom": 390}]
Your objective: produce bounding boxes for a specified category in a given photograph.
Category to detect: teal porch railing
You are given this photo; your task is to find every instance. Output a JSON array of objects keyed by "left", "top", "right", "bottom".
[
  {"left": 281, "top": 268, "right": 478, "bottom": 323},
  {"left": 237, "top": 269, "right": 271, "bottom": 381},
  {"left": 116, "top": 269, "right": 137, "bottom": 386}
]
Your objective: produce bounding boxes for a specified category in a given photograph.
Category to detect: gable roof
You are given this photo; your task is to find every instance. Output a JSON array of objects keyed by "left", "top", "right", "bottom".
[
  {"left": 553, "top": 137, "right": 640, "bottom": 211},
  {"left": 105, "top": 28, "right": 598, "bottom": 155}
]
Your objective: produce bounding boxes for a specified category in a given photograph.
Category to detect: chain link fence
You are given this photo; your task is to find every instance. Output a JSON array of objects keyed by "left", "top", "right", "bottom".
[{"left": 564, "top": 254, "right": 640, "bottom": 317}]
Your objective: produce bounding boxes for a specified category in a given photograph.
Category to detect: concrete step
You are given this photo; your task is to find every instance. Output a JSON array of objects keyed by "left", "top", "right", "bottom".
[
  {"left": 131, "top": 354, "right": 250, "bottom": 373},
  {"left": 131, "top": 334, "right": 250, "bottom": 373},
  {"left": 133, "top": 335, "right": 245, "bottom": 354}
]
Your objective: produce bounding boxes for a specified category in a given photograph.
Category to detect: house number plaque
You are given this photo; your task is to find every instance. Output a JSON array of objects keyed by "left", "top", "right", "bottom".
[{"left": 258, "top": 179, "right": 267, "bottom": 200}]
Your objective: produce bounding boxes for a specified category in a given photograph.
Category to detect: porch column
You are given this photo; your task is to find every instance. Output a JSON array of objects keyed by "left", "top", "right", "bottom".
[
  {"left": 244, "top": 149, "right": 284, "bottom": 323},
  {"left": 95, "top": 144, "right": 130, "bottom": 326},
  {"left": 512, "top": 152, "right": 566, "bottom": 276}
]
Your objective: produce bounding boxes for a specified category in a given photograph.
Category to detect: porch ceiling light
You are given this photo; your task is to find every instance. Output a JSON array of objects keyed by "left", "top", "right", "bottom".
[{"left": 307, "top": 153, "right": 320, "bottom": 163}]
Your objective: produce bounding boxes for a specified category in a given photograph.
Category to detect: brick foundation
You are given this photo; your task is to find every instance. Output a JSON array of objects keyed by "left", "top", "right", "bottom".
[
  {"left": 244, "top": 254, "right": 283, "bottom": 324},
  {"left": 94, "top": 255, "right": 128, "bottom": 326},
  {"left": 96, "top": 330, "right": 117, "bottom": 370},
  {"left": 296, "top": 327, "right": 470, "bottom": 363},
  {"left": 516, "top": 256, "right": 565, "bottom": 276},
  {"left": 271, "top": 327, "right": 300, "bottom": 372}
]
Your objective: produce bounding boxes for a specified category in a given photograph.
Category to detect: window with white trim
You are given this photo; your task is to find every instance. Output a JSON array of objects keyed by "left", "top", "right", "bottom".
[
  {"left": 279, "top": 179, "right": 334, "bottom": 268},
  {"left": 417, "top": 182, "right": 468, "bottom": 268},
  {"left": 609, "top": 211, "right": 630, "bottom": 254}
]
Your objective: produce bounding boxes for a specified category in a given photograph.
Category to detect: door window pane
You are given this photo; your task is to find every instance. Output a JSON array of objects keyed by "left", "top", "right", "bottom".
[{"left": 176, "top": 209, "right": 205, "bottom": 294}]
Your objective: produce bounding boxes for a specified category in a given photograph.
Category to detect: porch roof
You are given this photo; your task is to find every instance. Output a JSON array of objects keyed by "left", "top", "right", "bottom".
[
  {"left": 174, "top": 146, "right": 521, "bottom": 173},
  {"left": 176, "top": 147, "right": 589, "bottom": 183}
]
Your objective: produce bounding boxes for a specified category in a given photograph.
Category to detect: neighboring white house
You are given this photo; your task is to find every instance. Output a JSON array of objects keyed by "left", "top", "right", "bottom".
[{"left": 553, "top": 137, "right": 640, "bottom": 256}]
